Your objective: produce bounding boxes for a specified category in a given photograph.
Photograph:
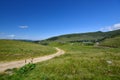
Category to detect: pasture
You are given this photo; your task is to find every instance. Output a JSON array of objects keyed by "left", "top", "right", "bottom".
[
  {"left": 0, "top": 40, "right": 56, "bottom": 62},
  {"left": 0, "top": 43, "right": 120, "bottom": 80}
]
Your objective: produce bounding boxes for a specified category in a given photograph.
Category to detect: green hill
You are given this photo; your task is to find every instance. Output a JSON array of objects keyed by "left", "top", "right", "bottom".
[
  {"left": 37, "top": 29, "right": 120, "bottom": 45},
  {"left": 0, "top": 40, "right": 56, "bottom": 62},
  {"left": 44, "top": 31, "right": 106, "bottom": 42},
  {"left": 99, "top": 36, "right": 120, "bottom": 48}
]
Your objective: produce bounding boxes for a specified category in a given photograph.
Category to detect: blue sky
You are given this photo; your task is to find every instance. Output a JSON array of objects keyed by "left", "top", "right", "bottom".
[{"left": 0, "top": 0, "right": 120, "bottom": 40}]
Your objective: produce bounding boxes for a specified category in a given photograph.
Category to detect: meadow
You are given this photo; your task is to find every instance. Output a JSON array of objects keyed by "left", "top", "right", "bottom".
[
  {"left": 99, "top": 36, "right": 120, "bottom": 48},
  {"left": 0, "top": 40, "right": 56, "bottom": 62},
  {"left": 0, "top": 43, "right": 120, "bottom": 80}
]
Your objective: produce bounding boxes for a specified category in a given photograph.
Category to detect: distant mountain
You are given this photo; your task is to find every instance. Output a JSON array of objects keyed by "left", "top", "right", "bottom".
[
  {"left": 38, "top": 29, "right": 120, "bottom": 44},
  {"left": 12, "top": 39, "right": 33, "bottom": 42},
  {"left": 0, "top": 39, "right": 34, "bottom": 42}
]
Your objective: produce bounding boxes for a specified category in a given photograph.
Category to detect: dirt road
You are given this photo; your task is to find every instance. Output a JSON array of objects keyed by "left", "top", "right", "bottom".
[{"left": 0, "top": 47, "right": 65, "bottom": 72}]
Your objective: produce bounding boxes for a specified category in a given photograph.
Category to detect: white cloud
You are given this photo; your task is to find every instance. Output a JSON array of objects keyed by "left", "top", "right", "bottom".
[
  {"left": 100, "top": 23, "right": 120, "bottom": 31},
  {"left": 8, "top": 34, "right": 15, "bottom": 38},
  {"left": 19, "top": 26, "right": 28, "bottom": 29},
  {"left": 113, "top": 23, "right": 120, "bottom": 30}
]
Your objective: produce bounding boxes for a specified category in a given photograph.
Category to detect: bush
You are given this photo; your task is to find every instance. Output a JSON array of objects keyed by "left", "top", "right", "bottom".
[
  {"left": 0, "top": 63, "right": 36, "bottom": 80},
  {"left": 17, "top": 63, "right": 36, "bottom": 74},
  {"left": 83, "top": 42, "right": 94, "bottom": 46}
]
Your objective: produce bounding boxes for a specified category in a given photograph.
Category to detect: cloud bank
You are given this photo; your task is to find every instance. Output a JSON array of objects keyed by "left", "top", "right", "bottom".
[{"left": 101, "top": 23, "right": 120, "bottom": 31}]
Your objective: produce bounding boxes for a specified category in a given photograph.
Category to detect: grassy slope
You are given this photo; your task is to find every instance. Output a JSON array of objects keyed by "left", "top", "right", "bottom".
[
  {"left": 1, "top": 44, "right": 120, "bottom": 80},
  {"left": 42, "top": 31, "right": 105, "bottom": 42},
  {"left": 39, "top": 29, "right": 120, "bottom": 43},
  {"left": 99, "top": 36, "right": 120, "bottom": 48},
  {"left": 0, "top": 40, "right": 56, "bottom": 62}
]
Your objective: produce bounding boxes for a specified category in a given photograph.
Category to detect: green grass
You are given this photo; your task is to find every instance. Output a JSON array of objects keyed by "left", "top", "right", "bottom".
[
  {"left": 100, "top": 36, "right": 120, "bottom": 48},
  {"left": 0, "top": 40, "right": 56, "bottom": 62},
  {"left": 1, "top": 43, "right": 120, "bottom": 80}
]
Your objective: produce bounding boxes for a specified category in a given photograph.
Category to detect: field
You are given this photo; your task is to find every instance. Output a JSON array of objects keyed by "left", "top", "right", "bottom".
[
  {"left": 99, "top": 36, "right": 120, "bottom": 48},
  {"left": 0, "top": 43, "right": 120, "bottom": 80},
  {"left": 0, "top": 40, "right": 56, "bottom": 62}
]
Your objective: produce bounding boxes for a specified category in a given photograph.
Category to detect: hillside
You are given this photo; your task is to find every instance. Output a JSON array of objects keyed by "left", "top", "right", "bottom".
[
  {"left": 38, "top": 29, "right": 120, "bottom": 44},
  {"left": 0, "top": 40, "right": 56, "bottom": 62},
  {"left": 0, "top": 31, "right": 120, "bottom": 80},
  {"left": 99, "top": 36, "right": 120, "bottom": 48}
]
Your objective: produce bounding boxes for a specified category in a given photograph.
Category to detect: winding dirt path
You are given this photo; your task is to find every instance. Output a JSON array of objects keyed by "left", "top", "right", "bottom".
[{"left": 0, "top": 47, "right": 65, "bottom": 72}]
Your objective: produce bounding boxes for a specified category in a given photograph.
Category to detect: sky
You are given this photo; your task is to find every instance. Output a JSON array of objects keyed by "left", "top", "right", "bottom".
[{"left": 0, "top": 0, "right": 120, "bottom": 40}]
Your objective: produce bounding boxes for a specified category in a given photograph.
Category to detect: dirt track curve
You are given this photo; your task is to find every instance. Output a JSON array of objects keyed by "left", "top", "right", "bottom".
[{"left": 0, "top": 47, "right": 65, "bottom": 72}]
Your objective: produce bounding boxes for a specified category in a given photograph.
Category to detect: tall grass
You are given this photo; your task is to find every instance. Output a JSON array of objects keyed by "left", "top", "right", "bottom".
[
  {"left": 99, "top": 36, "right": 120, "bottom": 48},
  {"left": 0, "top": 40, "right": 56, "bottom": 62},
  {"left": 0, "top": 43, "right": 120, "bottom": 80}
]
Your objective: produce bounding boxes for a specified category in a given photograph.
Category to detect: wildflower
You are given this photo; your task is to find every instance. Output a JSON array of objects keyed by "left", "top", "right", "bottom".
[{"left": 106, "top": 60, "right": 112, "bottom": 64}]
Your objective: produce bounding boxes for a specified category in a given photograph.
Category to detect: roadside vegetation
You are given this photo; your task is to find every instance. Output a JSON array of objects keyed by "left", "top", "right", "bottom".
[
  {"left": 0, "top": 40, "right": 56, "bottom": 62},
  {"left": 0, "top": 43, "right": 120, "bottom": 80}
]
